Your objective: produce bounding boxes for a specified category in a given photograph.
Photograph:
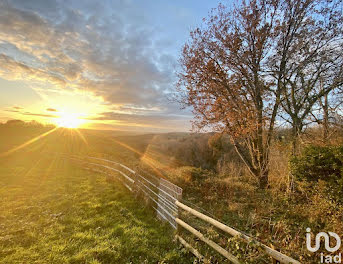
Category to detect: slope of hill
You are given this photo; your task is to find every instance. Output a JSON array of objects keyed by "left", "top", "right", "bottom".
[{"left": 0, "top": 124, "right": 192, "bottom": 263}]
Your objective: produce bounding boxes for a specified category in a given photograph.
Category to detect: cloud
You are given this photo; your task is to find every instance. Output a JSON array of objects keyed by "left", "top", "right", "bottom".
[
  {"left": 0, "top": 0, "right": 192, "bottom": 130},
  {"left": 0, "top": 54, "right": 67, "bottom": 87},
  {"left": 89, "top": 111, "right": 187, "bottom": 122},
  {"left": 86, "top": 111, "right": 191, "bottom": 131},
  {"left": 4, "top": 107, "right": 58, "bottom": 118},
  {"left": 21, "top": 112, "right": 58, "bottom": 118},
  {"left": 86, "top": 111, "right": 190, "bottom": 131},
  {"left": 13, "top": 106, "right": 23, "bottom": 110},
  {"left": 5, "top": 109, "right": 20, "bottom": 113},
  {"left": 46, "top": 108, "right": 57, "bottom": 112}
]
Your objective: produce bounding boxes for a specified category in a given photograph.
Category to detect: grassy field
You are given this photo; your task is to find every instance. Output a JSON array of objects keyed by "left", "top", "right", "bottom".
[{"left": 0, "top": 127, "right": 192, "bottom": 263}]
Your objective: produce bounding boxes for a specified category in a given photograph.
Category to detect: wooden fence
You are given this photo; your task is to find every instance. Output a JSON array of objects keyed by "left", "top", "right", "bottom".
[
  {"left": 64, "top": 154, "right": 301, "bottom": 264},
  {"left": 175, "top": 201, "right": 301, "bottom": 264}
]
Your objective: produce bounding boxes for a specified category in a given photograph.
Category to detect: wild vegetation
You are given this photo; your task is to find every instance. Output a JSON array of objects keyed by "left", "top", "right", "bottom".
[
  {"left": 125, "top": 129, "right": 343, "bottom": 263},
  {"left": 177, "top": 0, "right": 343, "bottom": 188},
  {"left": 171, "top": 1, "right": 343, "bottom": 259}
]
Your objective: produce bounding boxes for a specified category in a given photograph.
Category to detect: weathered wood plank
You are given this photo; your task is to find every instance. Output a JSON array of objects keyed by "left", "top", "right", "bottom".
[
  {"left": 175, "top": 235, "right": 208, "bottom": 263},
  {"left": 176, "top": 201, "right": 301, "bottom": 264},
  {"left": 176, "top": 218, "right": 241, "bottom": 264}
]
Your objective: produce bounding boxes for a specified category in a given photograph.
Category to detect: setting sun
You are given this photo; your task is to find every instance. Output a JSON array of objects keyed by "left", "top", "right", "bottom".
[{"left": 55, "top": 114, "right": 84, "bottom": 128}]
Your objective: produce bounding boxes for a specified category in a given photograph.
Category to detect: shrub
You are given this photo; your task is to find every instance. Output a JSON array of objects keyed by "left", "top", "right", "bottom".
[{"left": 290, "top": 145, "right": 343, "bottom": 202}]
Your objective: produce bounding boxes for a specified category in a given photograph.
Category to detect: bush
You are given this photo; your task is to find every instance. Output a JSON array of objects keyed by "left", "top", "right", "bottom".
[
  {"left": 290, "top": 145, "right": 343, "bottom": 202},
  {"left": 167, "top": 166, "right": 215, "bottom": 188}
]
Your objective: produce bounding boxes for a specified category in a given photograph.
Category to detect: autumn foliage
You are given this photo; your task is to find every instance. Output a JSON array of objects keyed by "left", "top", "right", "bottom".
[{"left": 178, "top": 0, "right": 343, "bottom": 188}]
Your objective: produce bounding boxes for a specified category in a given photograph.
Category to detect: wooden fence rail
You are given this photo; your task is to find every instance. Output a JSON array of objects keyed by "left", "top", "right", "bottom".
[
  {"left": 175, "top": 200, "right": 301, "bottom": 264},
  {"left": 176, "top": 218, "right": 241, "bottom": 264},
  {"left": 64, "top": 154, "right": 301, "bottom": 264},
  {"left": 175, "top": 235, "right": 208, "bottom": 263}
]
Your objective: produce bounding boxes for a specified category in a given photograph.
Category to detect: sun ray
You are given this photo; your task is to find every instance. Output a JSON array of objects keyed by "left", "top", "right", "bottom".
[
  {"left": 113, "top": 139, "right": 167, "bottom": 179},
  {"left": 38, "top": 153, "right": 60, "bottom": 189},
  {"left": 0, "top": 127, "right": 58, "bottom": 158},
  {"left": 74, "top": 129, "right": 88, "bottom": 146}
]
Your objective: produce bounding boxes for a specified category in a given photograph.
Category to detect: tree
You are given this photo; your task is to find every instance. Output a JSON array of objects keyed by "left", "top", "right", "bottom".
[
  {"left": 273, "top": 0, "right": 343, "bottom": 153},
  {"left": 310, "top": 86, "right": 343, "bottom": 142},
  {"left": 177, "top": 0, "right": 343, "bottom": 187},
  {"left": 178, "top": 1, "right": 282, "bottom": 188}
]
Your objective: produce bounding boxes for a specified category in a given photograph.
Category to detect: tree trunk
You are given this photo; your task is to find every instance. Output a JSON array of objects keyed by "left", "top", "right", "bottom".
[
  {"left": 291, "top": 134, "right": 297, "bottom": 156},
  {"left": 291, "top": 118, "right": 302, "bottom": 156},
  {"left": 322, "top": 93, "right": 329, "bottom": 140},
  {"left": 232, "top": 139, "right": 270, "bottom": 189},
  {"left": 258, "top": 168, "right": 269, "bottom": 189}
]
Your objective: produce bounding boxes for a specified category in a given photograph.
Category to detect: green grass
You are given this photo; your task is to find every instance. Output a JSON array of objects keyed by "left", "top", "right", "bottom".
[{"left": 0, "top": 154, "right": 192, "bottom": 263}]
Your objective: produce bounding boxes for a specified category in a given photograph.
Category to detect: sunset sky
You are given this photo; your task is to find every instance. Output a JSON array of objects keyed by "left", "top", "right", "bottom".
[{"left": 0, "top": 0, "right": 222, "bottom": 132}]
